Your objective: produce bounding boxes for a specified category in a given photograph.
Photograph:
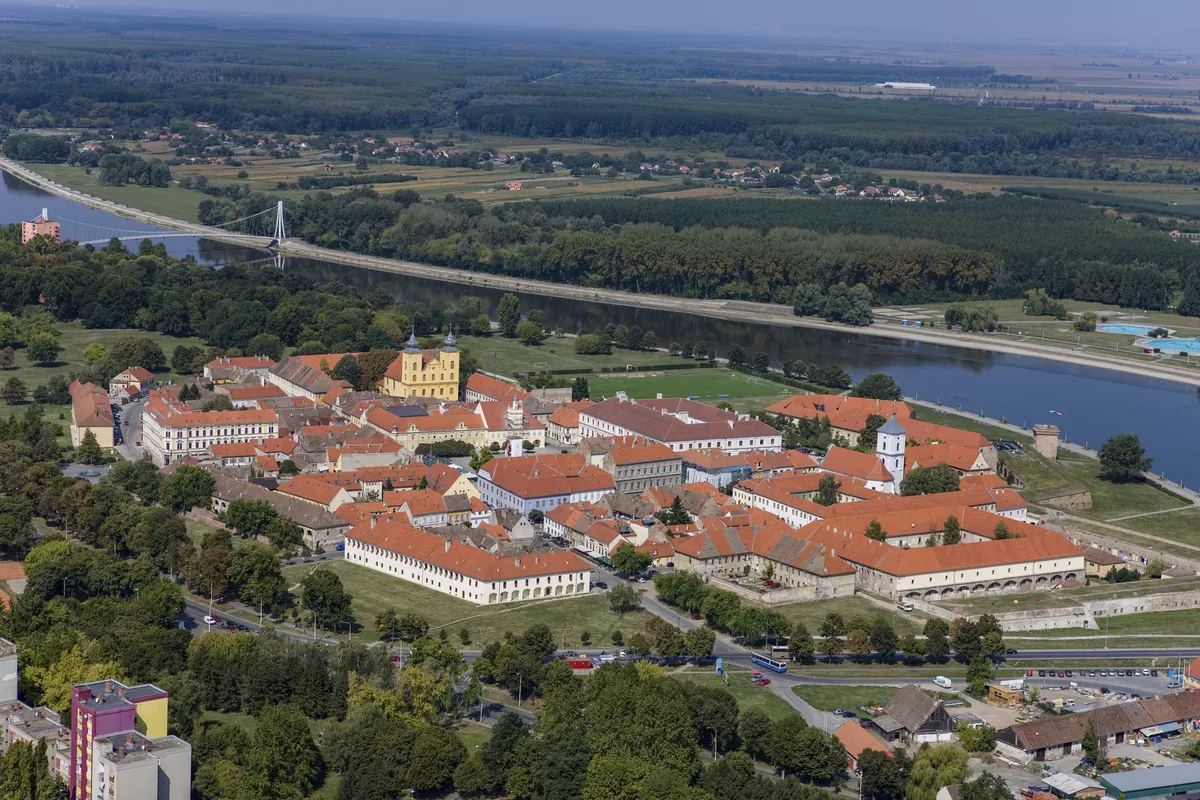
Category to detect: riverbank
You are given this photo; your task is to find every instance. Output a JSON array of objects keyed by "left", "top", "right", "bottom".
[{"left": 7, "top": 156, "right": 1200, "bottom": 389}]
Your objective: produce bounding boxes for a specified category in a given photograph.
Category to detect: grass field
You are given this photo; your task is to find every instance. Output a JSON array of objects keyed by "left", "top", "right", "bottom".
[
  {"left": 1, "top": 321, "right": 205, "bottom": 392},
  {"left": 677, "top": 670, "right": 801, "bottom": 721},
  {"left": 1121, "top": 508, "right": 1200, "bottom": 547},
  {"left": 791, "top": 685, "right": 897, "bottom": 716},
  {"left": 458, "top": 335, "right": 698, "bottom": 377},
  {"left": 282, "top": 560, "right": 648, "bottom": 646},
  {"left": 1013, "top": 449, "right": 1187, "bottom": 521},
  {"left": 30, "top": 163, "right": 207, "bottom": 222},
  {"left": 587, "top": 370, "right": 794, "bottom": 404},
  {"left": 772, "top": 596, "right": 930, "bottom": 636}
]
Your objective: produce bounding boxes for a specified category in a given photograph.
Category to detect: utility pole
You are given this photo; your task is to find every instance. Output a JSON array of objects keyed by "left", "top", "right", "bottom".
[{"left": 518, "top": 673, "right": 523, "bottom": 708}]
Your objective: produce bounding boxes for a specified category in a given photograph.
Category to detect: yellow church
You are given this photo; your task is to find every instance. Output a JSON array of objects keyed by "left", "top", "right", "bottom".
[{"left": 379, "top": 328, "right": 460, "bottom": 400}]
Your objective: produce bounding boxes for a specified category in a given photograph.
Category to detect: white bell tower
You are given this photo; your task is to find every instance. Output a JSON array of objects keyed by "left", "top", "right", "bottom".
[{"left": 876, "top": 416, "right": 908, "bottom": 488}]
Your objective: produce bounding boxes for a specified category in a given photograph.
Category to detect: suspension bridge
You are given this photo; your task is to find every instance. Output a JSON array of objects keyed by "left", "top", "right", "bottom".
[{"left": 52, "top": 200, "right": 287, "bottom": 248}]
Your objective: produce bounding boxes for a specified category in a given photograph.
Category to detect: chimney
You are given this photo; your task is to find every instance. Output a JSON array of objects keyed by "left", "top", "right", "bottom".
[
  {"left": 105, "top": 682, "right": 113, "bottom": 692},
  {"left": 514, "top": 555, "right": 521, "bottom": 566},
  {"left": 444, "top": 539, "right": 451, "bottom": 552},
  {"left": 370, "top": 516, "right": 376, "bottom": 529},
  {"left": 41, "top": 207, "right": 48, "bottom": 221}
]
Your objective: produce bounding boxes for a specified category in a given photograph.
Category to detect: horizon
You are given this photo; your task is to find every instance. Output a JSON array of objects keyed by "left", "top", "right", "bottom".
[{"left": 9, "top": 0, "right": 1200, "bottom": 50}]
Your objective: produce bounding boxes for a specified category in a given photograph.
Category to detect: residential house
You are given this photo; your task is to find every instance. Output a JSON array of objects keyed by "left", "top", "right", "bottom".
[
  {"left": 835, "top": 720, "right": 891, "bottom": 771},
  {"left": 546, "top": 400, "right": 593, "bottom": 445},
  {"left": 383, "top": 488, "right": 450, "bottom": 528},
  {"left": 69, "top": 381, "right": 115, "bottom": 449},
  {"left": 108, "top": 366, "right": 154, "bottom": 402},
  {"left": 476, "top": 454, "right": 614, "bottom": 515},
  {"left": 464, "top": 373, "right": 527, "bottom": 404},
  {"left": 868, "top": 685, "right": 954, "bottom": 743},
  {"left": 275, "top": 474, "right": 358, "bottom": 511},
  {"left": 141, "top": 390, "right": 278, "bottom": 466},
  {"left": 203, "top": 355, "right": 276, "bottom": 383},
  {"left": 601, "top": 443, "right": 682, "bottom": 494},
  {"left": 208, "top": 474, "right": 350, "bottom": 549},
  {"left": 268, "top": 354, "right": 358, "bottom": 401},
  {"left": 681, "top": 448, "right": 817, "bottom": 489}
]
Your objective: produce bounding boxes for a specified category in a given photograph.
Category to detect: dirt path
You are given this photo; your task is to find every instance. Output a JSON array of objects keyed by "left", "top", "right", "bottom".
[{"left": 8, "top": 156, "right": 1200, "bottom": 388}]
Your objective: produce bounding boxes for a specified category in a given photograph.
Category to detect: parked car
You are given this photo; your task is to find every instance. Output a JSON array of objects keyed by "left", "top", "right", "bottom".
[
  {"left": 335, "top": 543, "right": 345, "bottom": 551},
  {"left": 841, "top": 710, "right": 856, "bottom": 718},
  {"left": 1026, "top": 670, "right": 1033, "bottom": 677},
  {"left": 1065, "top": 670, "right": 1073, "bottom": 677},
  {"left": 1038, "top": 670, "right": 1046, "bottom": 677},
  {"left": 1152, "top": 669, "right": 1159, "bottom": 677},
  {"left": 203, "top": 615, "right": 218, "bottom": 625},
  {"left": 754, "top": 678, "right": 771, "bottom": 686},
  {"left": 593, "top": 581, "right": 608, "bottom": 590},
  {"left": 834, "top": 708, "right": 847, "bottom": 716},
  {"left": 690, "top": 613, "right": 702, "bottom": 620},
  {"left": 1089, "top": 670, "right": 1096, "bottom": 677}
]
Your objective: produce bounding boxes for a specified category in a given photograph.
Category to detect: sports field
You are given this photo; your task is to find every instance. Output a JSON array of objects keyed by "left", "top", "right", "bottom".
[{"left": 586, "top": 369, "right": 793, "bottom": 403}]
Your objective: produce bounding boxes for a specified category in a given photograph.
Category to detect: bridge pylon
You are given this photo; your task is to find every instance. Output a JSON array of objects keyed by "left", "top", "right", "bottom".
[{"left": 273, "top": 200, "right": 286, "bottom": 242}]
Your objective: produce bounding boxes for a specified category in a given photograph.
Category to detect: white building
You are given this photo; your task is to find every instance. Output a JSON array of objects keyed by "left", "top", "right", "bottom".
[
  {"left": 476, "top": 453, "right": 614, "bottom": 515},
  {"left": 142, "top": 390, "right": 278, "bottom": 466},
  {"left": 579, "top": 396, "right": 781, "bottom": 454},
  {"left": 344, "top": 518, "right": 591, "bottom": 605}
]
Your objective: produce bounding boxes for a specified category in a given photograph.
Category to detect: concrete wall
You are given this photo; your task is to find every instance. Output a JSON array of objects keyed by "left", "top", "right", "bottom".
[
  {"left": 974, "top": 606, "right": 1093, "bottom": 632},
  {"left": 1055, "top": 524, "right": 1200, "bottom": 573},
  {"left": 1039, "top": 491, "right": 1093, "bottom": 510},
  {"left": 709, "top": 577, "right": 819, "bottom": 606},
  {"left": 1087, "top": 590, "right": 1200, "bottom": 618}
]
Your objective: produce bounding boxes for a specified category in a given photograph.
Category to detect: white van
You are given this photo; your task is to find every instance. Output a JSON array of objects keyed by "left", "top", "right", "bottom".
[
  {"left": 933, "top": 676, "right": 952, "bottom": 689},
  {"left": 897, "top": 603, "right": 914, "bottom": 613}
]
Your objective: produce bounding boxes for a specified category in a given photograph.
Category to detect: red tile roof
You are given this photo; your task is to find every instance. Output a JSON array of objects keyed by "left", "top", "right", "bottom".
[
  {"left": 211, "top": 442, "right": 259, "bottom": 458},
  {"left": 336, "top": 502, "right": 388, "bottom": 525},
  {"left": 117, "top": 366, "right": 154, "bottom": 382},
  {"left": 349, "top": 519, "right": 590, "bottom": 581},
  {"left": 835, "top": 721, "right": 891, "bottom": 763},
  {"left": 204, "top": 355, "right": 277, "bottom": 371},
  {"left": 145, "top": 390, "right": 277, "bottom": 429},
  {"left": 277, "top": 474, "right": 359, "bottom": 505},
  {"left": 821, "top": 447, "right": 894, "bottom": 483},
  {"left": 466, "top": 373, "right": 528, "bottom": 402},
  {"left": 384, "top": 488, "right": 448, "bottom": 517},
  {"left": 608, "top": 443, "right": 679, "bottom": 465},
  {"left": 582, "top": 397, "right": 778, "bottom": 444},
  {"left": 70, "top": 381, "right": 113, "bottom": 428},
  {"left": 766, "top": 395, "right": 913, "bottom": 431},
  {"left": 228, "top": 384, "right": 287, "bottom": 402},
  {"left": 482, "top": 454, "right": 614, "bottom": 499},
  {"left": 547, "top": 400, "right": 593, "bottom": 429}
]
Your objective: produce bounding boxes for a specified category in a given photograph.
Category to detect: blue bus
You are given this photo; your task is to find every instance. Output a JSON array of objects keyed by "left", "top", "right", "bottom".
[{"left": 751, "top": 653, "right": 788, "bottom": 673}]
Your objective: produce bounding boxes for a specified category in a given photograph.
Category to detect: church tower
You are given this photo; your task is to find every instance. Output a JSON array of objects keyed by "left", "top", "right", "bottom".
[{"left": 876, "top": 416, "right": 908, "bottom": 489}]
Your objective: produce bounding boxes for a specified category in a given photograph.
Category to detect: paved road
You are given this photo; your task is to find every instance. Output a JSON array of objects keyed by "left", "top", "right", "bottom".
[{"left": 115, "top": 398, "right": 146, "bottom": 462}]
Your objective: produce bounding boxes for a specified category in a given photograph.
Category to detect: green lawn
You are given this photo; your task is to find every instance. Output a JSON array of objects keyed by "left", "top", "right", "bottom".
[
  {"left": 678, "top": 670, "right": 800, "bottom": 721},
  {"left": 1, "top": 321, "right": 205, "bottom": 392},
  {"left": 910, "top": 406, "right": 1031, "bottom": 443},
  {"left": 791, "top": 685, "right": 897, "bottom": 716},
  {"left": 455, "top": 721, "right": 493, "bottom": 751},
  {"left": 199, "top": 709, "right": 328, "bottom": 743},
  {"left": 773, "top": 596, "right": 929, "bottom": 637},
  {"left": 30, "top": 163, "right": 208, "bottom": 222},
  {"left": 0, "top": 403, "right": 71, "bottom": 446},
  {"left": 941, "top": 575, "right": 1200, "bottom": 615},
  {"left": 283, "top": 560, "right": 648, "bottom": 646},
  {"left": 587, "top": 369, "right": 794, "bottom": 404},
  {"left": 185, "top": 518, "right": 255, "bottom": 550},
  {"left": 1121, "top": 508, "right": 1200, "bottom": 547},
  {"left": 458, "top": 334, "right": 695, "bottom": 377}
]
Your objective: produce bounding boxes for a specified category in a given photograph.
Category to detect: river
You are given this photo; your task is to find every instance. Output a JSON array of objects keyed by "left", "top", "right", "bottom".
[{"left": 3, "top": 170, "right": 1197, "bottom": 485}]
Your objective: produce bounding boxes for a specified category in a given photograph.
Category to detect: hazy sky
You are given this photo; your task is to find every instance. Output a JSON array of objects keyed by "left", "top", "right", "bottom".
[{"left": 81, "top": 0, "right": 1200, "bottom": 46}]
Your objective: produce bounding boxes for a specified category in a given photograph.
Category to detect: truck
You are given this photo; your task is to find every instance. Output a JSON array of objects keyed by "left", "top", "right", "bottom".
[
  {"left": 933, "top": 676, "right": 952, "bottom": 689},
  {"left": 564, "top": 658, "right": 594, "bottom": 670}
]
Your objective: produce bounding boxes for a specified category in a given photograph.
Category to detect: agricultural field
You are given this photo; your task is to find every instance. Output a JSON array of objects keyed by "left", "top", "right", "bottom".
[
  {"left": 30, "top": 163, "right": 208, "bottom": 222},
  {"left": 282, "top": 560, "right": 647, "bottom": 646}
]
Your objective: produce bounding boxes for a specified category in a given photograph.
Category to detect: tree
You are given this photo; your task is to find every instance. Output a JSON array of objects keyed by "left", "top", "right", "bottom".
[
  {"left": 942, "top": 515, "right": 961, "bottom": 545},
  {"left": 725, "top": 344, "right": 746, "bottom": 368},
  {"left": 899, "top": 633, "right": 925, "bottom": 662},
  {"left": 956, "top": 722, "right": 996, "bottom": 753},
  {"left": 792, "top": 283, "right": 824, "bottom": 317},
  {"left": 901, "top": 464, "right": 961, "bottom": 496},
  {"left": 923, "top": 618, "right": 950, "bottom": 661},
  {"left": 24, "top": 334, "right": 62, "bottom": 366},
  {"left": 161, "top": 465, "right": 216, "bottom": 512},
  {"left": 201, "top": 395, "right": 235, "bottom": 412},
  {"left": 329, "top": 354, "right": 361, "bottom": 387},
  {"left": 992, "top": 521, "right": 1015, "bottom": 540},
  {"left": 74, "top": 430, "right": 103, "bottom": 464},
  {"left": 966, "top": 655, "right": 992, "bottom": 696},
  {"left": 572, "top": 376, "right": 590, "bottom": 401},
  {"left": 301, "top": 568, "right": 352, "bottom": 629},
  {"left": 375, "top": 608, "right": 398, "bottom": 640},
  {"left": 739, "top": 708, "right": 773, "bottom": 760},
  {"left": 788, "top": 622, "right": 814, "bottom": 662},
  {"left": 224, "top": 499, "right": 277, "bottom": 538},
  {"left": 765, "top": 715, "right": 809, "bottom": 775},
  {"left": 819, "top": 613, "right": 845, "bottom": 661},
  {"left": 265, "top": 517, "right": 303, "bottom": 552},
  {"left": 1145, "top": 558, "right": 1165, "bottom": 579},
  {"left": 658, "top": 495, "right": 690, "bottom": 526},
  {"left": 962, "top": 772, "right": 1015, "bottom": 800},
  {"left": 0, "top": 348, "right": 13, "bottom": 369},
  {"left": 498, "top": 293, "right": 521, "bottom": 338},
  {"left": 407, "top": 725, "right": 467, "bottom": 792},
  {"left": 247, "top": 705, "right": 323, "bottom": 800},
  {"left": 516, "top": 321, "right": 543, "bottom": 346},
  {"left": 454, "top": 755, "right": 495, "bottom": 797},
  {"left": 82, "top": 342, "right": 107, "bottom": 362},
  {"left": 864, "top": 520, "right": 887, "bottom": 542},
  {"left": 469, "top": 445, "right": 493, "bottom": 472},
  {"left": 861, "top": 748, "right": 909, "bottom": 800},
  {"left": 853, "top": 372, "right": 902, "bottom": 401},
  {"left": 608, "top": 582, "right": 641, "bottom": 613},
  {"left": 248, "top": 333, "right": 284, "bottom": 361},
  {"left": 1082, "top": 717, "right": 1107, "bottom": 766},
  {"left": 228, "top": 543, "right": 288, "bottom": 611},
  {"left": 816, "top": 473, "right": 841, "bottom": 506},
  {"left": 611, "top": 543, "right": 652, "bottom": 576},
  {"left": 684, "top": 626, "right": 716, "bottom": 659},
  {"left": 870, "top": 619, "right": 898, "bottom": 661},
  {"left": 846, "top": 630, "right": 872, "bottom": 660},
  {"left": 751, "top": 351, "right": 769, "bottom": 372},
  {"left": 1098, "top": 433, "right": 1152, "bottom": 482},
  {"left": 905, "top": 744, "right": 967, "bottom": 800},
  {"left": 1, "top": 377, "right": 26, "bottom": 405}
]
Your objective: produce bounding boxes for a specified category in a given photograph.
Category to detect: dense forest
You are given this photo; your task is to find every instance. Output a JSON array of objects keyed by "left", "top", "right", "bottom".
[
  {"left": 198, "top": 189, "right": 1196, "bottom": 307},
  {"left": 2, "top": 11, "right": 1200, "bottom": 184}
]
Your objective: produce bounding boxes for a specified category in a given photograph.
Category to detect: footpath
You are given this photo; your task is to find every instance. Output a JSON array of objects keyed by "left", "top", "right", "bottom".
[{"left": 4, "top": 156, "right": 1200, "bottom": 389}]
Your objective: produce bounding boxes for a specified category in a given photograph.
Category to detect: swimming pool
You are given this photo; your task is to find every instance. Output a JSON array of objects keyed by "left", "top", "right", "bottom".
[
  {"left": 1150, "top": 338, "right": 1200, "bottom": 354},
  {"left": 1099, "top": 324, "right": 1158, "bottom": 335}
]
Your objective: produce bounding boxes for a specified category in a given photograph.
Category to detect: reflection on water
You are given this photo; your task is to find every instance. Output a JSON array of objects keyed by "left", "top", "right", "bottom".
[{"left": 1, "top": 169, "right": 1196, "bottom": 483}]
